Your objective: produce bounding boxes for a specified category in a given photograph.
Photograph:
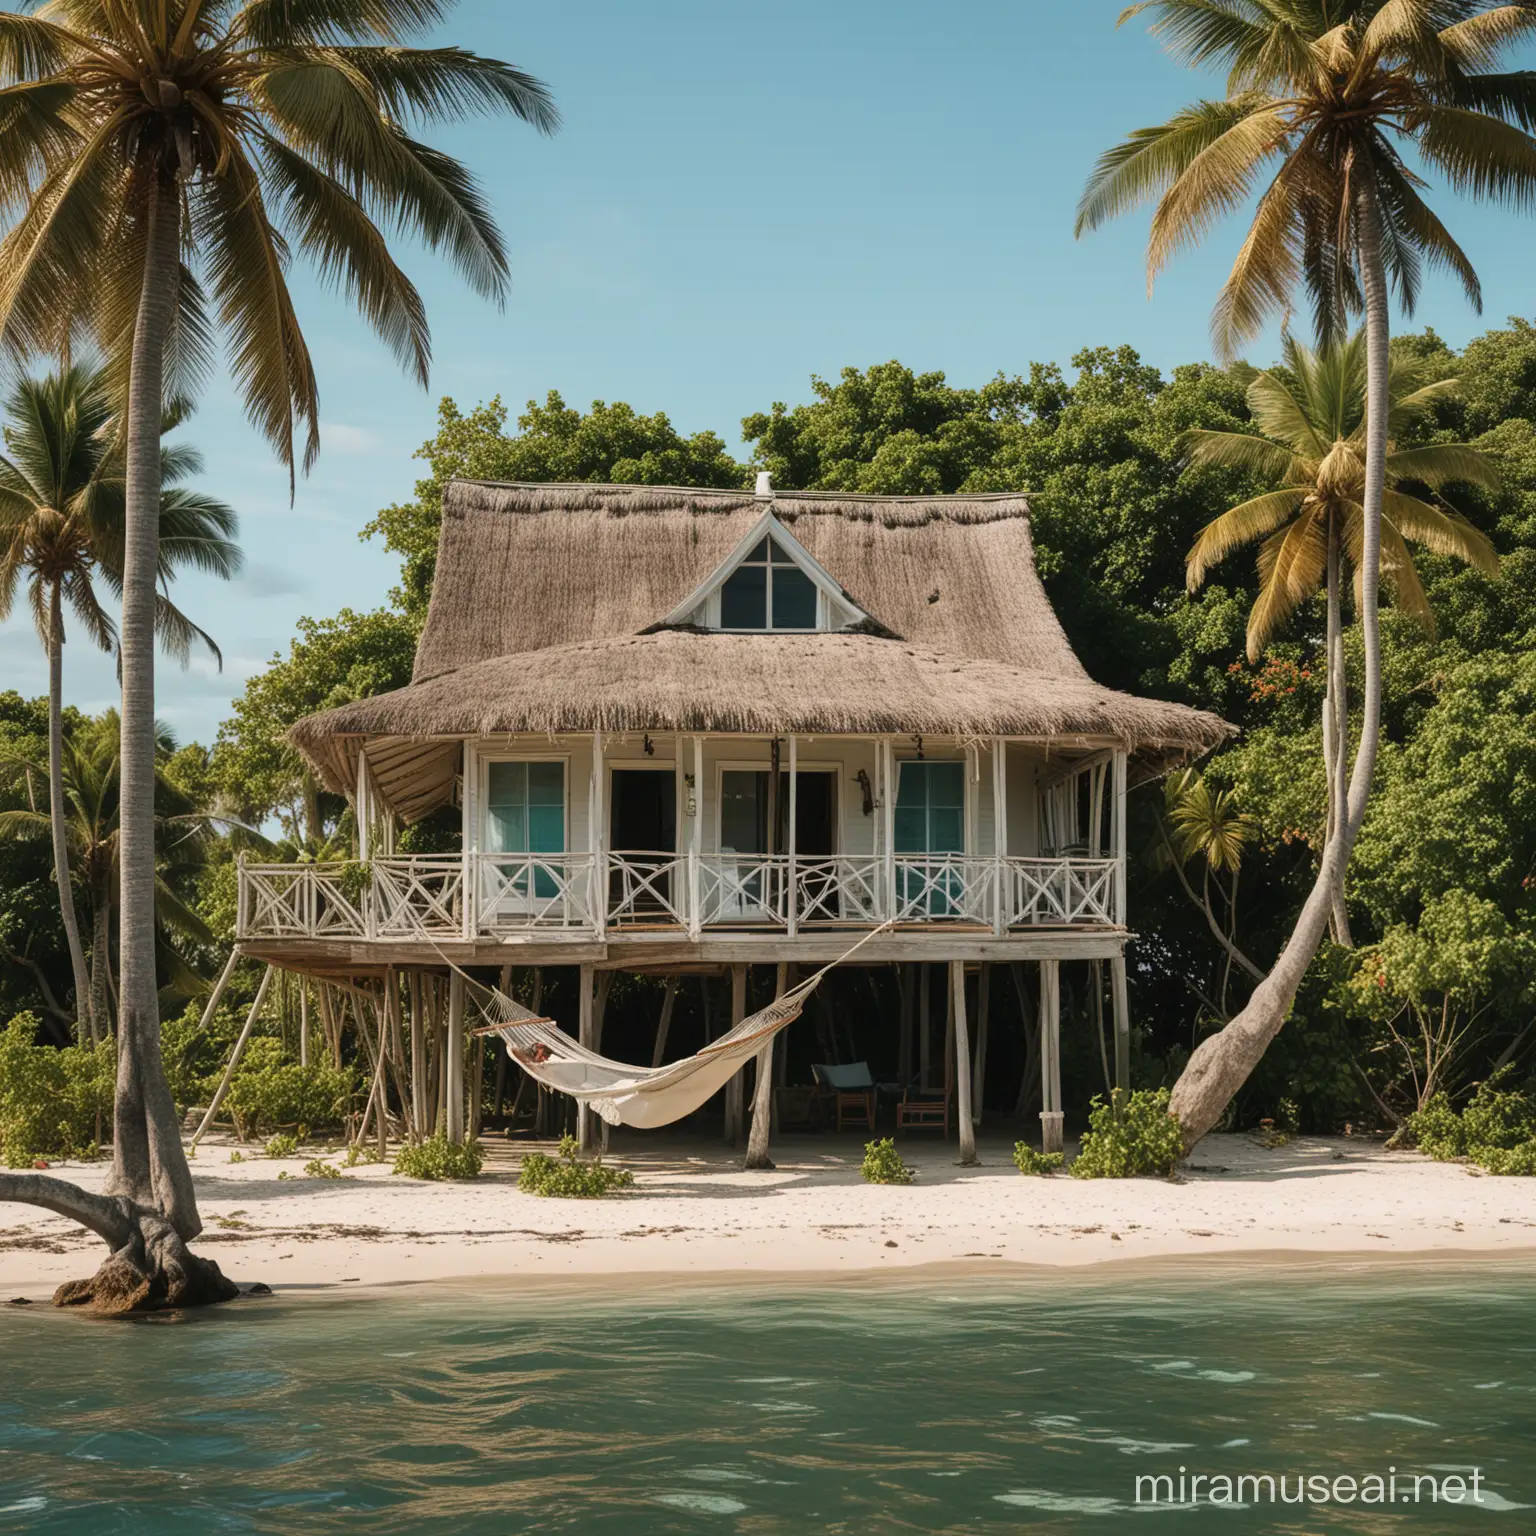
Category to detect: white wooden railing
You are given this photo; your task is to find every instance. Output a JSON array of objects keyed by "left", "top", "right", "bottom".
[{"left": 236, "top": 851, "right": 1122, "bottom": 941}]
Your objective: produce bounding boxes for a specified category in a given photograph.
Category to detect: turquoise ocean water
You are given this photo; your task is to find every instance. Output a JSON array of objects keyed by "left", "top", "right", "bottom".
[{"left": 1, "top": 1262, "right": 1532, "bottom": 1534}]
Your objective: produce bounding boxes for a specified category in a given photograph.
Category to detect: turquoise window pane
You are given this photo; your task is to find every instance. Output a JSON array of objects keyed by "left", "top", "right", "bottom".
[
  {"left": 929, "top": 808, "right": 964, "bottom": 852},
  {"left": 528, "top": 805, "right": 564, "bottom": 853},
  {"left": 893, "top": 807, "right": 927, "bottom": 854},
  {"left": 928, "top": 763, "right": 964, "bottom": 809},
  {"left": 528, "top": 761, "right": 564, "bottom": 805}
]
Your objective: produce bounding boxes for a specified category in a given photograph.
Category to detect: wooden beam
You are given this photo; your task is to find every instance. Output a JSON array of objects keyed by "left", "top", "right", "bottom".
[
  {"left": 952, "top": 960, "right": 977, "bottom": 1165},
  {"left": 191, "top": 964, "right": 274, "bottom": 1148},
  {"left": 446, "top": 971, "right": 465, "bottom": 1145},
  {"left": 651, "top": 975, "right": 678, "bottom": 1068},
  {"left": 973, "top": 962, "right": 990, "bottom": 1125},
  {"left": 1040, "top": 959, "right": 1063, "bottom": 1154},
  {"left": 745, "top": 962, "right": 785, "bottom": 1169},
  {"left": 726, "top": 963, "right": 747, "bottom": 1146},
  {"left": 576, "top": 961, "right": 596, "bottom": 1151},
  {"left": 1110, "top": 949, "right": 1131, "bottom": 1091}
]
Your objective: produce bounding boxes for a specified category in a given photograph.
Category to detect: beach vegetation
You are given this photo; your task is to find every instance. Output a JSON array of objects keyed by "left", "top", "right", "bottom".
[
  {"left": 263, "top": 1134, "right": 299, "bottom": 1161},
  {"left": 1070, "top": 1089, "right": 1183, "bottom": 1180},
  {"left": 395, "top": 1132, "right": 485, "bottom": 1182},
  {"left": 860, "top": 1138, "right": 915, "bottom": 1186},
  {"left": 518, "top": 1135, "right": 631, "bottom": 1197},
  {"left": 303, "top": 1159, "right": 344, "bottom": 1180},
  {"left": 1012, "top": 1144, "right": 1064, "bottom": 1176},
  {"left": 1079, "top": 0, "right": 1536, "bottom": 1150},
  {"left": 0, "top": 1016, "right": 114, "bottom": 1167},
  {"left": 1406, "top": 1070, "right": 1536, "bottom": 1174}
]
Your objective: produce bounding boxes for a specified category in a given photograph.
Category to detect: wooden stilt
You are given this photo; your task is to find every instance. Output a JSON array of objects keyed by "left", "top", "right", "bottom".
[
  {"left": 1039, "top": 959, "right": 1063, "bottom": 1154},
  {"left": 651, "top": 976, "right": 678, "bottom": 1068},
  {"left": 973, "top": 962, "right": 990, "bottom": 1125},
  {"left": 952, "top": 960, "right": 977, "bottom": 1164},
  {"left": 576, "top": 962, "right": 596, "bottom": 1151},
  {"left": 493, "top": 964, "right": 512, "bottom": 1120},
  {"left": 408, "top": 973, "right": 426, "bottom": 1138},
  {"left": 943, "top": 967, "right": 955, "bottom": 1096},
  {"left": 1110, "top": 950, "right": 1131, "bottom": 1092},
  {"left": 1010, "top": 961, "right": 1041, "bottom": 1120},
  {"left": 446, "top": 971, "right": 465, "bottom": 1145},
  {"left": 726, "top": 963, "right": 747, "bottom": 1145},
  {"left": 898, "top": 963, "right": 914, "bottom": 1088},
  {"left": 1090, "top": 958, "right": 1111, "bottom": 1094},
  {"left": 918, "top": 962, "right": 932, "bottom": 1090},
  {"left": 191, "top": 964, "right": 274, "bottom": 1148},
  {"left": 745, "top": 962, "right": 785, "bottom": 1169},
  {"left": 299, "top": 977, "right": 309, "bottom": 1067}
]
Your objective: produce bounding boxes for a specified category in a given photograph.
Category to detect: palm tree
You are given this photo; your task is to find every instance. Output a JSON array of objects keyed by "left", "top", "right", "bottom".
[
  {"left": 0, "top": 364, "right": 240, "bottom": 1043},
  {"left": 1183, "top": 333, "right": 1499, "bottom": 940},
  {"left": 0, "top": 1, "right": 554, "bottom": 1306},
  {"left": 1076, "top": 0, "right": 1536, "bottom": 1147},
  {"left": 0, "top": 710, "right": 223, "bottom": 1034}
]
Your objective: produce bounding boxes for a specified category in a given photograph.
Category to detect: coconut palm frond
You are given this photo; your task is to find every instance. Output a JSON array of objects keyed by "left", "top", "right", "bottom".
[
  {"left": 1178, "top": 427, "right": 1297, "bottom": 479},
  {"left": 1187, "top": 488, "right": 1309, "bottom": 591},
  {"left": 1381, "top": 489, "right": 1501, "bottom": 573},
  {"left": 1386, "top": 443, "right": 1504, "bottom": 492}
]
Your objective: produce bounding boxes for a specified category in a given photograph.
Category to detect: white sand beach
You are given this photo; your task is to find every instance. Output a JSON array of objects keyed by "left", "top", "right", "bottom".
[{"left": 4, "top": 1131, "right": 1534, "bottom": 1298}]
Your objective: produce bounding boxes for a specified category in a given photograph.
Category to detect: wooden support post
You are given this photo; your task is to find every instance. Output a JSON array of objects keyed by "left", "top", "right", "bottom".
[
  {"left": 409, "top": 971, "right": 427, "bottom": 1139},
  {"left": 918, "top": 962, "right": 932, "bottom": 1090},
  {"left": 299, "top": 977, "right": 309, "bottom": 1067},
  {"left": 951, "top": 960, "right": 977, "bottom": 1164},
  {"left": 943, "top": 966, "right": 955, "bottom": 1097},
  {"left": 470, "top": 1024, "right": 484, "bottom": 1141},
  {"left": 726, "top": 963, "right": 747, "bottom": 1145},
  {"left": 688, "top": 735, "right": 704, "bottom": 939},
  {"left": 1039, "top": 959, "right": 1063, "bottom": 1154},
  {"left": 651, "top": 976, "right": 678, "bottom": 1068},
  {"left": 191, "top": 964, "right": 274, "bottom": 1148},
  {"left": 972, "top": 962, "right": 990, "bottom": 1125},
  {"left": 898, "top": 963, "right": 914, "bottom": 1088},
  {"left": 446, "top": 972, "right": 465, "bottom": 1145},
  {"left": 1110, "top": 949, "right": 1131, "bottom": 1092},
  {"left": 576, "top": 962, "right": 596, "bottom": 1151},
  {"left": 745, "top": 962, "right": 786, "bottom": 1169},
  {"left": 786, "top": 736, "right": 798, "bottom": 938}
]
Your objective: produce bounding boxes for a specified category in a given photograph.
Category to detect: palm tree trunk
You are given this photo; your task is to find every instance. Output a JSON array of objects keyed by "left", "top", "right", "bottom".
[
  {"left": 46, "top": 583, "right": 93, "bottom": 1043},
  {"left": 89, "top": 886, "right": 112, "bottom": 1038},
  {"left": 1168, "top": 189, "right": 1390, "bottom": 1147},
  {"left": 1323, "top": 519, "right": 1352, "bottom": 946},
  {"left": 105, "top": 175, "right": 201, "bottom": 1239}
]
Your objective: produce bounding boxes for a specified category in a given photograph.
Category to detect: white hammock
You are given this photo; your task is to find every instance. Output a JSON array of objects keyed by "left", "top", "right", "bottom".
[{"left": 469, "top": 926, "right": 890, "bottom": 1129}]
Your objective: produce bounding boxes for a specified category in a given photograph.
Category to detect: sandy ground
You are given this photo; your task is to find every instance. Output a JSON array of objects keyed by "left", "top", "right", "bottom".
[{"left": 3, "top": 1130, "right": 1534, "bottom": 1298}]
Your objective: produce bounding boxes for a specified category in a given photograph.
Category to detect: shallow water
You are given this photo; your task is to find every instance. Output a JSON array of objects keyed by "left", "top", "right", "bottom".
[{"left": 1, "top": 1261, "right": 1533, "bottom": 1534}]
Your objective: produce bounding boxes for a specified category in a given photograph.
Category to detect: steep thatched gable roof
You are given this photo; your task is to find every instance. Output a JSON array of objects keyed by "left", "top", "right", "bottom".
[
  {"left": 412, "top": 481, "right": 1090, "bottom": 680},
  {"left": 291, "top": 480, "right": 1233, "bottom": 819}
]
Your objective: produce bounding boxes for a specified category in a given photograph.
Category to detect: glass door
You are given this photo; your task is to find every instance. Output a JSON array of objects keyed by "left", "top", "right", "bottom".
[
  {"left": 893, "top": 761, "right": 965, "bottom": 915},
  {"left": 485, "top": 760, "right": 565, "bottom": 903}
]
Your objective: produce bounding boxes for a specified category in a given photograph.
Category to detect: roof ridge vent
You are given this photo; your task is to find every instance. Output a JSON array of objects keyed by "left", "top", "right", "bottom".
[{"left": 754, "top": 470, "right": 773, "bottom": 498}]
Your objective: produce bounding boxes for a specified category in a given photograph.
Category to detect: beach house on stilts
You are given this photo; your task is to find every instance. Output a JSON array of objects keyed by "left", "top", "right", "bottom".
[{"left": 235, "top": 476, "right": 1230, "bottom": 1157}]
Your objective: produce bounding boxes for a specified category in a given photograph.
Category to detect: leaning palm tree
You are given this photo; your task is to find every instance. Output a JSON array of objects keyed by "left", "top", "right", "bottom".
[
  {"left": 0, "top": 364, "right": 240, "bottom": 1043},
  {"left": 1077, "top": 0, "right": 1536, "bottom": 1147},
  {"left": 1183, "top": 333, "right": 1499, "bottom": 940},
  {"left": 0, "top": 2, "right": 556, "bottom": 1310}
]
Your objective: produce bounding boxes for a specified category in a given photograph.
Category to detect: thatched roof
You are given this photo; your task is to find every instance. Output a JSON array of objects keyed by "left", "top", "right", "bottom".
[
  {"left": 411, "top": 481, "right": 1095, "bottom": 681},
  {"left": 291, "top": 481, "right": 1232, "bottom": 819}
]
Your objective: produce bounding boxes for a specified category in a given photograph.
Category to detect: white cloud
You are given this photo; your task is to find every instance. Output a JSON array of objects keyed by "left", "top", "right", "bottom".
[{"left": 318, "top": 421, "right": 380, "bottom": 455}]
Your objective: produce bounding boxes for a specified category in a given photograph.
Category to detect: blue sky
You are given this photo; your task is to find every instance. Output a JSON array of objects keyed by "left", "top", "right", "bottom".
[{"left": 5, "top": 1, "right": 1534, "bottom": 746}]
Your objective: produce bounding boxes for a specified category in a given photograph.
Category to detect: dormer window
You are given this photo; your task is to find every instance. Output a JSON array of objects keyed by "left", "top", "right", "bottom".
[
  {"left": 661, "top": 510, "right": 873, "bottom": 634},
  {"left": 720, "top": 537, "right": 819, "bottom": 631}
]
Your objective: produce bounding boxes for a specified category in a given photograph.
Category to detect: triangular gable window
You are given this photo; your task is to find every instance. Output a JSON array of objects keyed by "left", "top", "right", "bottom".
[{"left": 663, "top": 513, "right": 868, "bottom": 633}]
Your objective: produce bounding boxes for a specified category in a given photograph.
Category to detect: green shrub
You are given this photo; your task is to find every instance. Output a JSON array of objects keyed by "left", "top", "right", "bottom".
[
  {"left": 518, "top": 1134, "right": 632, "bottom": 1197},
  {"left": 303, "top": 1158, "right": 344, "bottom": 1179},
  {"left": 1012, "top": 1143, "right": 1064, "bottom": 1176},
  {"left": 264, "top": 1132, "right": 299, "bottom": 1159},
  {"left": 228, "top": 1150, "right": 245, "bottom": 1164},
  {"left": 1405, "top": 1073, "right": 1536, "bottom": 1175},
  {"left": 860, "top": 1137, "right": 915, "bottom": 1186},
  {"left": 1070, "top": 1088, "right": 1183, "bottom": 1179},
  {"left": 394, "top": 1131, "right": 485, "bottom": 1181},
  {"left": 221, "top": 1041, "right": 356, "bottom": 1138},
  {"left": 342, "top": 1143, "right": 380, "bottom": 1168},
  {"left": 0, "top": 1017, "right": 115, "bottom": 1166}
]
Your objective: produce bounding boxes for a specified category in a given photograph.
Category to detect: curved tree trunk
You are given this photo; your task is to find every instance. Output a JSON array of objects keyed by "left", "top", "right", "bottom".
[
  {"left": 1169, "top": 192, "right": 1389, "bottom": 1148},
  {"left": 89, "top": 885, "right": 112, "bottom": 1037},
  {"left": 105, "top": 174, "right": 201, "bottom": 1239},
  {"left": 0, "top": 1173, "right": 236, "bottom": 1314},
  {"left": 1322, "top": 519, "right": 1352, "bottom": 947},
  {"left": 46, "top": 584, "right": 93, "bottom": 1043}
]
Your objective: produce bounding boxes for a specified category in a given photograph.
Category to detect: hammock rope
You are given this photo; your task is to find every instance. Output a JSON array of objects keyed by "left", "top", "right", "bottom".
[{"left": 453, "top": 923, "right": 894, "bottom": 1129}]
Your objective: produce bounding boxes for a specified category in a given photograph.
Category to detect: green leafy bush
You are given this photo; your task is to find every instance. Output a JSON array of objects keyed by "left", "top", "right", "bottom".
[
  {"left": 0, "top": 1017, "right": 115, "bottom": 1166},
  {"left": 1070, "top": 1088, "right": 1183, "bottom": 1179},
  {"left": 518, "top": 1134, "right": 632, "bottom": 1197},
  {"left": 221, "top": 1041, "right": 356, "bottom": 1138},
  {"left": 342, "top": 1143, "right": 380, "bottom": 1168},
  {"left": 264, "top": 1132, "right": 299, "bottom": 1159},
  {"left": 394, "top": 1131, "right": 485, "bottom": 1181},
  {"left": 303, "top": 1158, "right": 344, "bottom": 1179},
  {"left": 1405, "top": 1072, "right": 1536, "bottom": 1175},
  {"left": 1012, "top": 1143, "right": 1064, "bottom": 1176},
  {"left": 860, "top": 1137, "right": 915, "bottom": 1185}
]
